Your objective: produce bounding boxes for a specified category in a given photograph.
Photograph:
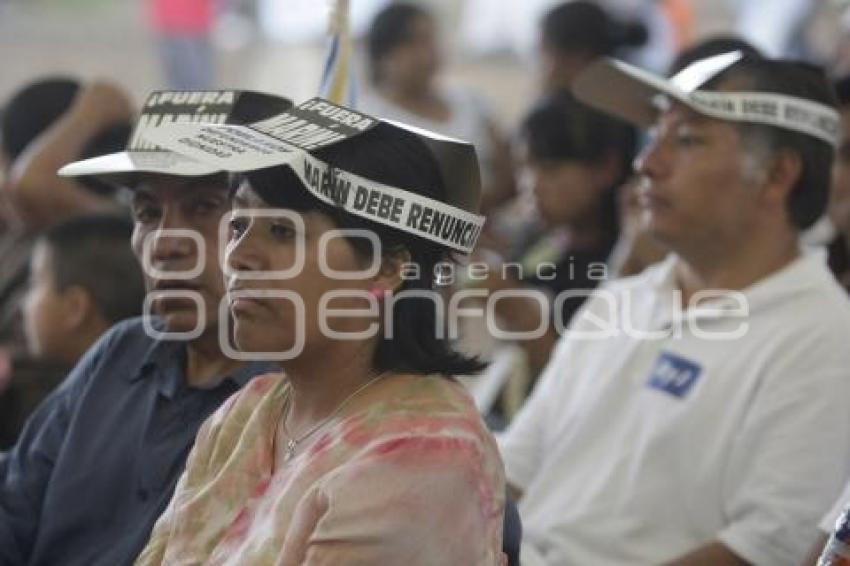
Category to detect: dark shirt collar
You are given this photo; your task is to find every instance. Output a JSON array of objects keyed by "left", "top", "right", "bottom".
[
  {"left": 126, "top": 324, "right": 274, "bottom": 399},
  {"left": 127, "top": 337, "right": 184, "bottom": 399}
]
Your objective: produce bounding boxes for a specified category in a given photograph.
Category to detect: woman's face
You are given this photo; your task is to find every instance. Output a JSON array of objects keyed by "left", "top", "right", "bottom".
[
  {"left": 523, "top": 158, "right": 604, "bottom": 228},
  {"left": 538, "top": 42, "right": 593, "bottom": 94},
  {"left": 225, "top": 183, "right": 380, "bottom": 359},
  {"left": 378, "top": 14, "right": 441, "bottom": 91}
]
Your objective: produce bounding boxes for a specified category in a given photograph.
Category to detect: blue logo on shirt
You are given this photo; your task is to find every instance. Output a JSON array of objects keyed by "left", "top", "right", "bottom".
[{"left": 647, "top": 352, "right": 702, "bottom": 398}]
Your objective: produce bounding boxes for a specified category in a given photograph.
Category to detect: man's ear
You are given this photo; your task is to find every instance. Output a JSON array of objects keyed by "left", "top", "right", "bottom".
[
  {"left": 374, "top": 248, "right": 412, "bottom": 292},
  {"left": 761, "top": 148, "right": 803, "bottom": 209},
  {"left": 59, "top": 285, "right": 96, "bottom": 330}
]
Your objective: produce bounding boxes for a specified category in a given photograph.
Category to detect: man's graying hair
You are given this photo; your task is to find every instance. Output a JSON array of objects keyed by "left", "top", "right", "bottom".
[{"left": 704, "top": 56, "right": 837, "bottom": 230}]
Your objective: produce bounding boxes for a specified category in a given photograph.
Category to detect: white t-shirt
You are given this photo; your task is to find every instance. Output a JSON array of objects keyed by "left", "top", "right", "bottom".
[{"left": 498, "top": 251, "right": 850, "bottom": 566}]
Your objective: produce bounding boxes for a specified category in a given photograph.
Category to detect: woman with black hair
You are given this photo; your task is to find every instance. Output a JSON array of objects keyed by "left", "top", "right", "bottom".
[
  {"left": 135, "top": 107, "right": 506, "bottom": 564},
  {"left": 473, "top": 92, "right": 634, "bottom": 380},
  {"left": 361, "top": 2, "right": 515, "bottom": 213},
  {"left": 539, "top": 1, "right": 647, "bottom": 93}
]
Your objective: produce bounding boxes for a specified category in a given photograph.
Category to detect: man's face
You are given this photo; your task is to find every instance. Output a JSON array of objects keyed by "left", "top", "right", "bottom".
[
  {"left": 130, "top": 175, "right": 230, "bottom": 336},
  {"left": 381, "top": 15, "right": 441, "bottom": 91},
  {"left": 634, "top": 104, "right": 763, "bottom": 253}
]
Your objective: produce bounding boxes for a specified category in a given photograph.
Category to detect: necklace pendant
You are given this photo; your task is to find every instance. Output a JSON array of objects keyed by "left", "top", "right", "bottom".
[{"left": 284, "top": 439, "right": 297, "bottom": 462}]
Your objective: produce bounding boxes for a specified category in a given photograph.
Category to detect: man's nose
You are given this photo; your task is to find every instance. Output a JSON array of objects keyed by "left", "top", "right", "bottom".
[{"left": 149, "top": 229, "right": 197, "bottom": 261}]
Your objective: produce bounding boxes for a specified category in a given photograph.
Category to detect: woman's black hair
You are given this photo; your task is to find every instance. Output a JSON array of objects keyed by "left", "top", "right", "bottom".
[
  {"left": 521, "top": 92, "right": 636, "bottom": 243},
  {"left": 541, "top": 1, "right": 647, "bottom": 58},
  {"left": 235, "top": 122, "right": 485, "bottom": 376},
  {"left": 366, "top": 2, "right": 430, "bottom": 84}
]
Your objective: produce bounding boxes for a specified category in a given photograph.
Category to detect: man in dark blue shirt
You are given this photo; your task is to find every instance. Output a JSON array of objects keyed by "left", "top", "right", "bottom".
[
  {"left": 0, "top": 91, "right": 291, "bottom": 566},
  {"left": 0, "top": 88, "right": 292, "bottom": 565}
]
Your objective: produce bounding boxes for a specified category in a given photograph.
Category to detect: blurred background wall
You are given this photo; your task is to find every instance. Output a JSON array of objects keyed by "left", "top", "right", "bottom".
[{"left": 1, "top": 0, "right": 848, "bottom": 127}]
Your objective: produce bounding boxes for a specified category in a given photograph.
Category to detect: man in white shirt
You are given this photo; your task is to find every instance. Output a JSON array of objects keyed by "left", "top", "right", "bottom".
[{"left": 498, "top": 51, "right": 850, "bottom": 565}]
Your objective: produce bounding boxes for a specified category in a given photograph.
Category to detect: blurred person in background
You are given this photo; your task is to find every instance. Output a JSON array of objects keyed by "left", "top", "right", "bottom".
[
  {"left": 472, "top": 92, "right": 633, "bottom": 381},
  {"left": 22, "top": 213, "right": 144, "bottom": 369},
  {"left": 0, "top": 78, "right": 132, "bottom": 378},
  {"left": 601, "top": 0, "right": 693, "bottom": 72},
  {"left": 360, "top": 2, "right": 515, "bottom": 214},
  {"left": 0, "top": 213, "right": 145, "bottom": 448},
  {"left": 0, "top": 78, "right": 79, "bottom": 352},
  {"left": 3, "top": 79, "right": 133, "bottom": 232},
  {"left": 513, "top": 1, "right": 647, "bottom": 190},
  {"left": 148, "top": 0, "right": 217, "bottom": 89},
  {"left": 456, "top": 3, "right": 646, "bottom": 415},
  {"left": 538, "top": 0, "right": 647, "bottom": 94}
]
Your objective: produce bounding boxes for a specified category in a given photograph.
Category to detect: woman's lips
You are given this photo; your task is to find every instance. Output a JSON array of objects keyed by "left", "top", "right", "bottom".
[
  {"left": 152, "top": 280, "right": 201, "bottom": 292},
  {"left": 230, "top": 297, "right": 267, "bottom": 313},
  {"left": 228, "top": 288, "right": 270, "bottom": 315}
]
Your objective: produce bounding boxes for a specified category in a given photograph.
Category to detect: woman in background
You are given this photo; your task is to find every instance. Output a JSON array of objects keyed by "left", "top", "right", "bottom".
[
  {"left": 538, "top": 1, "right": 647, "bottom": 93},
  {"left": 361, "top": 2, "right": 515, "bottom": 213},
  {"left": 474, "top": 92, "right": 634, "bottom": 381}
]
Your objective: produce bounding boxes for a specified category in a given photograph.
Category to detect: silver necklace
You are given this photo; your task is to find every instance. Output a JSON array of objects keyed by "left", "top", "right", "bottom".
[{"left": 280, "top": 371, "right": 388, "bottom": 463}]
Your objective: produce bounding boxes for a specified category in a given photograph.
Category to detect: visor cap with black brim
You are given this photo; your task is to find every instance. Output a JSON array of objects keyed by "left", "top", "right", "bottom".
[
  {"left": 57, "top": 90, "right": 294, "bottom": 185},
  {"left": 572, "top": 51, "right": 841, "bottom": 148},
  {"left": 137, "top": 97, "right": 485, "bottom": 254}
]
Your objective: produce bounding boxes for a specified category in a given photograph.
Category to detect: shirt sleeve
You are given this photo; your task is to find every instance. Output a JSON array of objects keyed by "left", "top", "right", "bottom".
[
  {"left": 0, "top": 331, "right": 108, "bottom": 564},
  {"left": 716, "top": 362, "right": 850, "bottom": 566},
  {"left": 277, "top": 433, "right": 506, "bottom": 566},
  {"left": 495, "top": 337, "right": 563, "bottom": 491}
]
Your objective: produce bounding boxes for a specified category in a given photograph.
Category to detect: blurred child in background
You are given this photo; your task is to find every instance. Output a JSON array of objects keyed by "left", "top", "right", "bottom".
[
  {"left": 1, "top": 213, "right": 144, "bottom": 448},
  {"left": 361, "top": 2, "right": 515, "bottom": 213}
]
